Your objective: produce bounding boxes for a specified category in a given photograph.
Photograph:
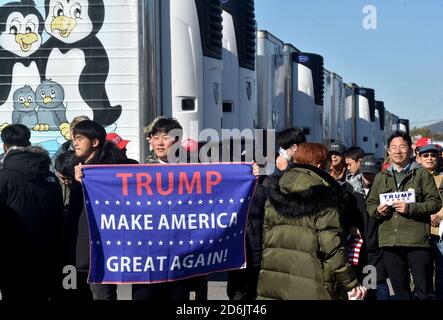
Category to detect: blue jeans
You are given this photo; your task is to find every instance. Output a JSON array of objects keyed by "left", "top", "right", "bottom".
[
  {"left": 376, "top": 281, "right": 391, "bottom": 300},
  {"left": 432, "top": 236, "right": 443, "bottom": 300}
]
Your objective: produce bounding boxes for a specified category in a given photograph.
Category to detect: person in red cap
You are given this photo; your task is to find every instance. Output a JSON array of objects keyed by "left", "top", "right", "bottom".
[{"left": 105, "top": 132, "right": 138, "bottom": 164}]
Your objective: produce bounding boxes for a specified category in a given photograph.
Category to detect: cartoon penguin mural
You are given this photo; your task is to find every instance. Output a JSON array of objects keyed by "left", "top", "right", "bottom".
[
  {"left": 0, "top": 0, "right": 44, "bottom": 130},
  {"left": 39, "top": 0, "right": 122, "bottom": 126},
  {"left": 35, "top": 79, "right": 70, "bottom": 138},
  {"left": 12, "top": 85, "right": 39, "bottom": 128}
]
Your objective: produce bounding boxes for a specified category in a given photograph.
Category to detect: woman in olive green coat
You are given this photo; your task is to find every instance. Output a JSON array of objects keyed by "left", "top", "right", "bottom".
[{"left": 257, "top": 143, "right": 365, "bottom": 300}]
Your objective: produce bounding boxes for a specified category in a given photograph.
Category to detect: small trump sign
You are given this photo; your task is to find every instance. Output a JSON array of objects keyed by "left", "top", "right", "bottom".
[{"left": 379, "top": 189, "right": 416, "bottom": 206}]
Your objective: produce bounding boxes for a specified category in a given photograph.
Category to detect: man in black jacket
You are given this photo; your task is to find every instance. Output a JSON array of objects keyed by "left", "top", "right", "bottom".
[
  {"left": 70, "top": 120, "right": 129, "bottom": 300},
  {"left": 0, "top": 124, "right": 64, "bottom": 300}
]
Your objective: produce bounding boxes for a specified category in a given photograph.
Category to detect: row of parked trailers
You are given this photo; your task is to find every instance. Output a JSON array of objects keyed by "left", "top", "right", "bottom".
[
  {"left": 0, "top": 0, "right": 408, "bottom": 161},
  {"left": 151, "top": 0, "right": 409, "bottom": 159}
]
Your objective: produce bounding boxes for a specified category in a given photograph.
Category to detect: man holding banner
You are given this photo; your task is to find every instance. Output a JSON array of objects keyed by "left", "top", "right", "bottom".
[
  {"left": 367, "top": 131, "right": 441, "bottom": 300},
  {"left": 76, "top": 117, "right": 258, "bottom": 301}
]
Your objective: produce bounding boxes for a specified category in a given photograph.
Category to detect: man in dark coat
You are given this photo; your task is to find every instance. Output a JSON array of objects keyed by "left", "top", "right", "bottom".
[
  {"left": 69, "top": 120, "right": 129, "bottom": 300},
  {"left": 0, "top": 124, "right": 63, "bottom": 300}
]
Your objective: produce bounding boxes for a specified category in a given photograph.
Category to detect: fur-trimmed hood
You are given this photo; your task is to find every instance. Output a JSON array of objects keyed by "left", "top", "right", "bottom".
[
  {"left": 268, "top": 163, "right": 347, "bottom": 219},
  {"left": 2, "top": 146, "right": 51, "bottom": 178}
]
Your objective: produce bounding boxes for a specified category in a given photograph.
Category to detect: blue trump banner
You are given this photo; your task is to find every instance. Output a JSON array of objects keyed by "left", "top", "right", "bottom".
[{"left": 81, "top": 163, "right": 257, "bottom": 284}]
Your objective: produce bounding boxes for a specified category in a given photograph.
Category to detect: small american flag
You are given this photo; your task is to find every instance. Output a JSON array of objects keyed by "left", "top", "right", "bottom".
[{"left": 347, "top": 234, "right": 364, "bottom": 266}]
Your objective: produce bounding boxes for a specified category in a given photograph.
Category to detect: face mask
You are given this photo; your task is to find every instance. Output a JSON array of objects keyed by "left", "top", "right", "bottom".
[{"left": 279, "top": 147, "right": 292, "bottom": 162}]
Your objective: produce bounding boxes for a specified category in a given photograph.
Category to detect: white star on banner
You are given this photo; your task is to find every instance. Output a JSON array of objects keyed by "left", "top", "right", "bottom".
[
  {"left": 218, "top": 238, "right": 223, "bottom": 242},
  {"left": 147, "top": 201, "right": 151, "bottom": 206},
  {"left": 96, "top": 241, "right": 100, "bottom": 245},
  {"left": 168, "top": 200, "right": 172, "bottom": 205},
  {"left": 169, "top": 241, "right": 174, "bottom": 246},
  {"left": 178, "top": 200, "right": 183, "bottom": 205},
  {"left": 188, "top": 200, "right": 193, "bottom": 205},
  {"left": 158, "top": 241, "right": 163, "bottom": 246},
  {"left": 117, "top": 241, "right": 121, "bottom": 246},
  {"left": 105, "top": 200, "right": 110, "bottom": 205},
  {"left": 199, "top": 240, "right": 204, "bottom": 245},
  {"left": 226, "top": 235, "right": 230, "bottom": 240},
  {"left": 240, "top": 230, "right": 243, "bottom": 234},
  {"left": 126, "top": 201, "right": 131, "bottom": 206},
  {"left": 240, "top": 198, "right": 244, "bottom": 203},
  {"left": 234, "top": 233, "right": 237, "bottom": 237},
  {"left": 208, "top": 199, "right": 213, "bottom": 204},
  {"left": 198, "top": 200, "right": 203, "bottom": 205},
  {"left": 179, "top": 240, "right": 184, "bottom": 245},
  {"left": 86, "top": 200, "right": 90, "bottom": 205},
  {"left": 95, "top": 200, "right": 99, "bottom": 205},
  {"left": 189, "top": 240, "right": 194, "bottom": 245},
  {"left": 127, "top": 241, "right": 132, "bottom": 246},
  {"left": 136, "top": 201, "right": 141, "bottom": 206},
  {"left": 209, "top": 239, "right": 214, "bottom": 244},
  {"left": 115, "top": 200, "right": 120, "bottom": 205},
  {"left": 137, "top": 241, "right": 142, "bottom": 246},
  {"left": 219, "top": 199, "right": 224, "bottom": 204},
  {"left": 157, "top": 201, "right": 162, "bottom": 206},
  {"left": 229, "top": 199, "right": 234, "bottom": 203},
  {"left": 106, "top": 241, "right": 111, "bottom": 245},
  {"left": 148, "top": 241, "right": 153, "bottom": 246}
]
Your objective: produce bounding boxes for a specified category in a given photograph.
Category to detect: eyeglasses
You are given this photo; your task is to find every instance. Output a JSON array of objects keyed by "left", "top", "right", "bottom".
[
  {"left": 420, "top": 153, "right": 438, "bottom": 159},
  {"left": 389, "top": 145, "right": 408, "bottom": 151}
]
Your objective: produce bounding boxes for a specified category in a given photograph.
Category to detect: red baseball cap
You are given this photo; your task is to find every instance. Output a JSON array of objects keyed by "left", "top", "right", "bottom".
[
  {"left": 181, "top": 139, "right": 198, "bottom": 153},
  {"left": 415, "top": 137, "right": 433, "bottom": 148},
  {"left": 106, "top": 132, "right": 129, "bottom": 150}
]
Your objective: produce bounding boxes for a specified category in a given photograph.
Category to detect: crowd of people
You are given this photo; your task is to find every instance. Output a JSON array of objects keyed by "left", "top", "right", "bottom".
[{"left": 0, "top": 116, "right": 442, "bottom": 301}]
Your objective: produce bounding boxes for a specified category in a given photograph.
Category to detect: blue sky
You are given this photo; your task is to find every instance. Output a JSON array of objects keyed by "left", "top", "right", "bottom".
[{"left": 255, "top": 0, "right": 443, "bottom": 128}]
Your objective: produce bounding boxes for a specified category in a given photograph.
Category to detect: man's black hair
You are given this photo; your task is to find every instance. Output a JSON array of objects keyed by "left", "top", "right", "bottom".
[
  {"left": 150, "top": 117, "right": 183, "bottom": 142},
  {"left": 72, "top": 120, "right": 106, "bottom": 147},
  {"left": 1, "top": 124, "right": 31, "bottom": 147},
  {"left": 276, "top": 127, "right": 306, "bottom": 150},
  {"left": 344, "top": 146, "right": 366, "bottom": 161},
  {"left": 387, "top": 131, "right": 412, "bottom": 148}
]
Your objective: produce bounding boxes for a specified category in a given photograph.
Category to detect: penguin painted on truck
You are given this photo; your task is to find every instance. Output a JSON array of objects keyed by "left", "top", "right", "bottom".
[
  {"left": 0, "top": 0, "right": 45, "bottom": 130},
  {"left": 35, "top": 79, "right": 70, "bottom": 138},
  {"left": 37, "top": 0, "right": 122, "bottom": 126},
  {"left": 12, "top": 85, "right": 38, "bottom": 128}
]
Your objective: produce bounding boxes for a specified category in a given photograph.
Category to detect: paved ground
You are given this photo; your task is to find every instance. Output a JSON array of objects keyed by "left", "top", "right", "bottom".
[
  {"left": 116, "top": 281, "right": 228, "bottom": 300},
  {"left": 0, "top": 273, "right": 230, "bottom": 301}
]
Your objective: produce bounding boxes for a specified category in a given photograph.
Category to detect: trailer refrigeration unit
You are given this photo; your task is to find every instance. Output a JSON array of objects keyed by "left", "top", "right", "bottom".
[
  {"left": 221, "top": 0, "right": 257, "bottom": 130},
  {"left": 344, "top": 83, "right": 357, "bottom": 148},
  {"left": 355, "top": 87, "right": 376, "bottom": 154},
  {"left": 323, "top": 69, "right": 333, "bottom": 144},
  {"left": 160, "top": 0, "right": 223, "bottom": 139},
  {"left": 399, "top": 119, "right": 410, "bottom": 135},
  {"left": 283, "top": 43, "right": 300, "bottom": 130},
  {"left": 292, "top": 52, "right": 324, "bottom": 142},
  {"left": 322, "top": 70, "right": 345, "bottom": 145},
  {"left": 331, "top": 73, "right": 346, "bottom": 145},
  {"left": 256, "top": 31, "right": 286, "bottom": 130},
  {"left": 374, "top": 101, "right": 386, "bottom": 158},
  {"left": 384, "top": 111, "right": 403, "bottom": 145}
]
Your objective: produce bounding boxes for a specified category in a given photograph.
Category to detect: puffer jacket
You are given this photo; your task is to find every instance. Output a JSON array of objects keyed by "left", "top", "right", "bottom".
[
  {"left": 431, "top": 174, "right": 443, "bottom": 236},
  {"left": 366, "top": 162, "right": 442, "bottom": 247},
  {"left": 256, "top": 164, "right": 358, "bottom": 300},
  {"left": 0, "top": 146, "right": 64, "bottom": 296}
]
